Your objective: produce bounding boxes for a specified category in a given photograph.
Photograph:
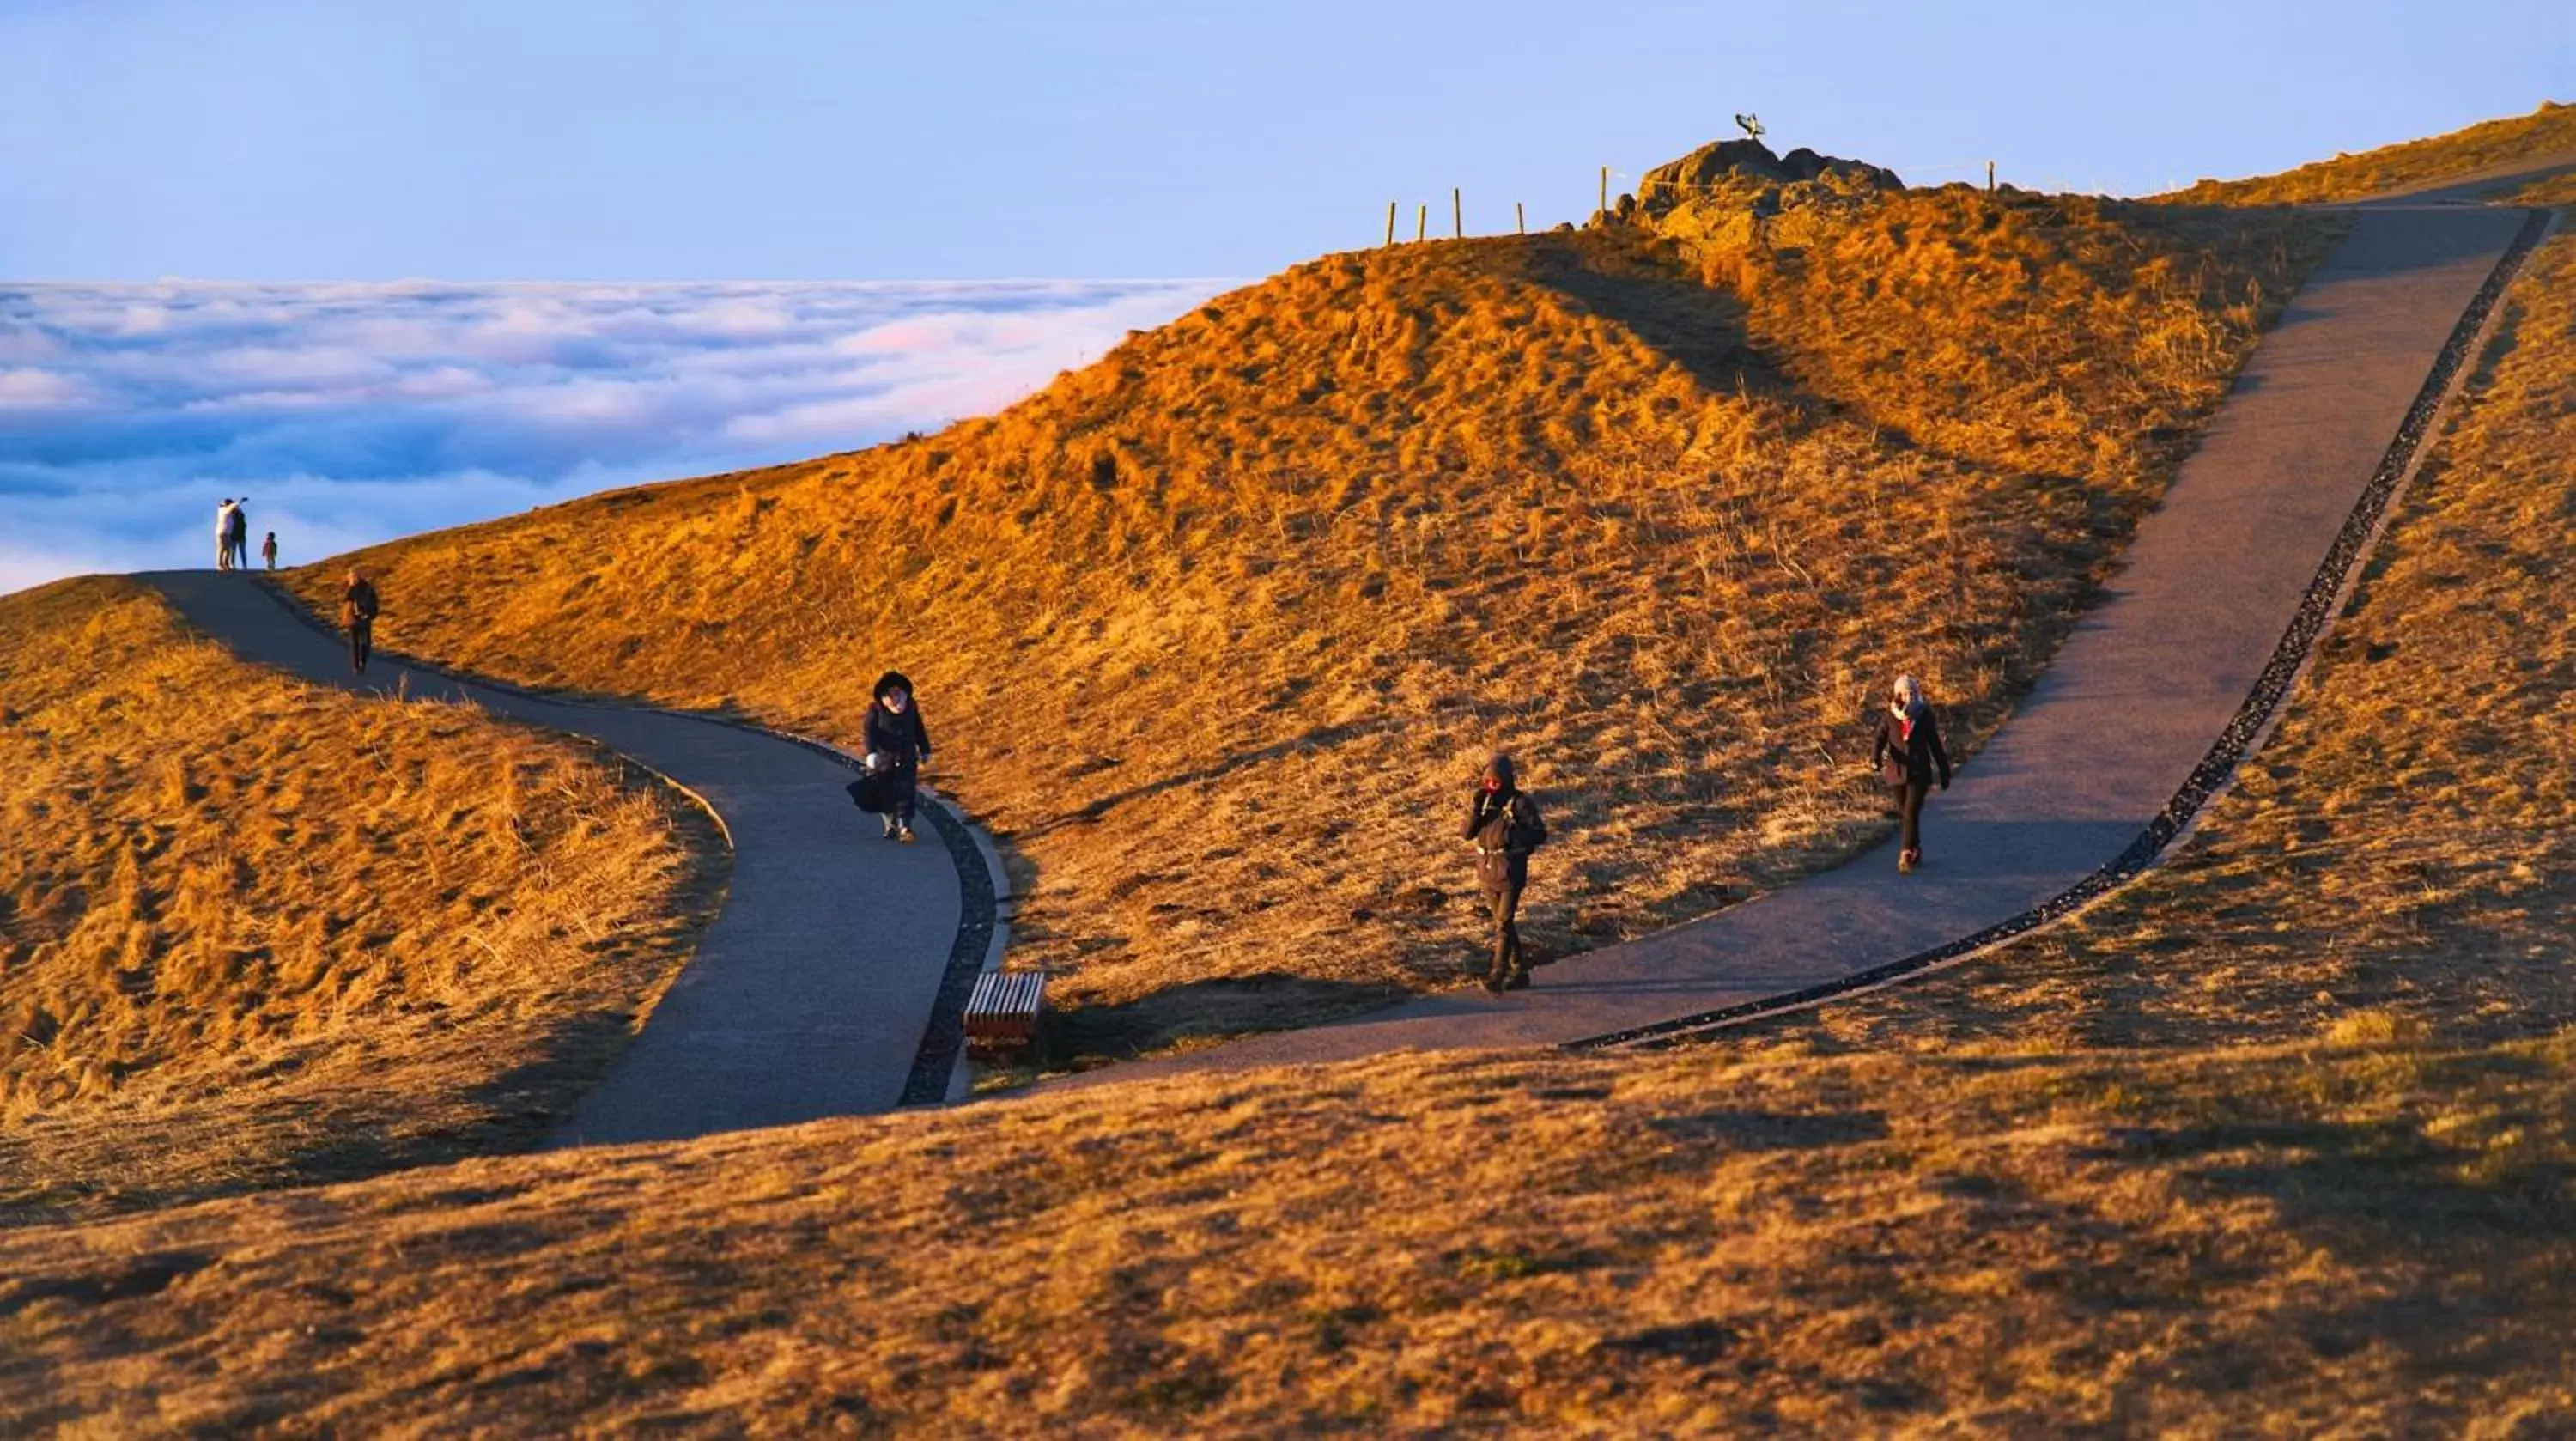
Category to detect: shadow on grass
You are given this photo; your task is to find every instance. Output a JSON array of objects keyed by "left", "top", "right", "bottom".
[{"left": 1051, "top": 975, "right": 1412, "bottom": 1065}]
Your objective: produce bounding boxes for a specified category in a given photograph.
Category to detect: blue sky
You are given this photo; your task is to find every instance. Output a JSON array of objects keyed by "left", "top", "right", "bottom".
[{"left": 3, "top": 0, "right": 2568, "bottom": 281}]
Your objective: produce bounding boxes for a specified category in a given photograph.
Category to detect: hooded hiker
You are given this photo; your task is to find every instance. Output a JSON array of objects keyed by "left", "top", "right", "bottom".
[
  {"left": 1870, "top": 672, "right": 1951, "bottom": 873},
  {"left": 863, "top": 670, "right": 933, "bottom": 843},
  {"left": 225, "top": 499, "right": 251, "bottom": 571},
  {"left": 1461, "top": 753, "right": 1546, "bottom": 993},
  {"left": 339, "top": 568, "right": 380, "bottom": 677}
]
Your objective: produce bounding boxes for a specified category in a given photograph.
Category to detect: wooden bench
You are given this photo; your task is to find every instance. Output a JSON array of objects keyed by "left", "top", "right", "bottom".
[{"left": 962, "top": 970, "right": 1046, "bottom": 1061}]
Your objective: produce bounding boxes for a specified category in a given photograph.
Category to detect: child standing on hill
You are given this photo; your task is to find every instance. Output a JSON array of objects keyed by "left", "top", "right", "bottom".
[
  {"left": 260, "top": 532, "right": 278, "bottom": 571},
  {"left": 863, "top": 672, "right": 933, "bottom": 843},
  {"left": 1462, "top": 753, "right": 1547, "bottom": 993},
  {"left": 1871, "top": 673, "right": 1951, "bottom": 873}
]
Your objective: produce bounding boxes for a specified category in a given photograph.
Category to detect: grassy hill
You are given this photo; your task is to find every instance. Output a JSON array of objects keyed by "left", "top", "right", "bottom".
[
  {"left": 8, "top": 214, "right": 2573, "bottom": 1426},
  {"left": 0, "top": 579, "right": 723, "bottom": 1224},
  {"left": 282, "top": 171, "right": 2328, "bottom": 1060},
  {"left": 2172, "top": 99, "right": 2576, "bottom": 204}
]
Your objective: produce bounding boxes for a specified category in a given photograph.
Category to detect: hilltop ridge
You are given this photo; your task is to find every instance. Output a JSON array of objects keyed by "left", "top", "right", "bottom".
[{"left": 283, "top": 137, "right": 2327, "bottom": 1058}]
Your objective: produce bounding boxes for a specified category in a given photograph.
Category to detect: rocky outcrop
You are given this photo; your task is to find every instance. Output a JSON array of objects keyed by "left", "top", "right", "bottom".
[{"left": 1625, "top": 137, "right": 1904, "bottom": 252}]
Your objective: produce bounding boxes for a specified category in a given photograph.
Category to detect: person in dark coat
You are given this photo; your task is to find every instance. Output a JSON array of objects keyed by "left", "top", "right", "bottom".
[
  {"left": 863, "top": 670, "right": 933, "bottom": 842},
  {"left": 225, "top": 499, "right": 251, "bottom": 571},
  {"left": 1870, "top": 673, "right": 1951, "bottom": 873},
  {"left": 338, "top": 568, "right": 380, "bottom": 676},
  {"left": 1461, "top": 753, "right": 1546, "bottom": 992}
]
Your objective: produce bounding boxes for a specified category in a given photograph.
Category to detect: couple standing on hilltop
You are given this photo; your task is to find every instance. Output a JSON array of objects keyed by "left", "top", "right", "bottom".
[
  {"left": 1464, "top": 672, "right": 1950, "bottom": 993},
  {"left": 213, "top": 498, "right": 276, "bottom": 572}
]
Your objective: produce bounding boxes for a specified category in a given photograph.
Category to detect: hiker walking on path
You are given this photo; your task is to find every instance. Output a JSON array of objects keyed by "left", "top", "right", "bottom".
[
  {"left": 862, "top": 671, "right": 932, "bottom": 843},
  {"left": 1462, "top": 753, "right": 1546, "bottom": 993},
  {"left": 215, "top": 500, "right": 238, "bottom": 569},
  {"left": 259, "top": 532, "right": 278, "bottom": 570},
  {"left": 1871, "top": 673, "right": 1951, "bottom": 873},
  {"left": 338, "top": 568, "right": 379, "bottom": 676}
]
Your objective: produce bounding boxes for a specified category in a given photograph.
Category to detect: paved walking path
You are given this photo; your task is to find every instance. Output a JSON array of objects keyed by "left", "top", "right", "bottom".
[
  {"left": 1073, "top": 200, "right": 2543, "bottom": 1083},
  {"left": 138, "top": 572, "right": 960, "bottom": 1145}
]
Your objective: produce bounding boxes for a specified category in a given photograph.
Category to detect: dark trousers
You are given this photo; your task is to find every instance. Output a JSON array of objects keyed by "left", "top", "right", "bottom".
[
  {"left": 349, "top": 619, "right": 373, "bottom": 675},
  {"left": 1487, "top": 879, "right": 1526, "bottom": 982},
  {"left": 1895, "top": 781, "right": 1929, "bottom": 854},
  {"left": 888, "top": 765, "right": 918, "bottom": 825}
]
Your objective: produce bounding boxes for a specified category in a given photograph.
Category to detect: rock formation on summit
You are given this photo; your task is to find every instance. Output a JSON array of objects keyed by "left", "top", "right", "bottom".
[{"left": 1621, "top": 137, "right": 1905, "bottom": 252}]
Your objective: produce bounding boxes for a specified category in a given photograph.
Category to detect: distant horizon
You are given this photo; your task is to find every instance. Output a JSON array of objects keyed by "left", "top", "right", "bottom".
[{"left": 0, "top": 277, "right": 1228, "bottom": 595}]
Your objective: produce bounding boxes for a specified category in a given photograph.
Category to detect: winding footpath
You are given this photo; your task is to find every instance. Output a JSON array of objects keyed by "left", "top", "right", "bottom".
[
  {"left": 1078, "top": 198, "right": 2550, "bottom": 1083},
  {"left": 138, "top": 571, "right": 963, "bottom": 1146},
  {"left": 143, "top": 186, "right": 2556, "bottom": 1126}
]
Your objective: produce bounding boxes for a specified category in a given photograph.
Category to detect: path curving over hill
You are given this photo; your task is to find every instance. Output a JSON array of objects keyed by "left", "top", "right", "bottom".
[
  {"left": 136, "top": 572, "right": 964, "bottom": 1144},
  {"left": 1070, "top": 200, "right": 2549, "bottom": 1083}
]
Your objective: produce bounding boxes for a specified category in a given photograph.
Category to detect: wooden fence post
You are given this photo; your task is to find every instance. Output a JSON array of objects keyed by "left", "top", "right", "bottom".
[
  {"left": 1516, "top": 201, "right": 1526, "bottom": 234},
  {"left": 1599, "top": 166, "right": 1609, "bottom": 224},
  {"left": 1385, "top": 202, "right": 1397, "bottom": 247},
  {"left": 1987, "top": 161, "right": 1996, "bottom": 192},
  {"left": 1416, "top": 204, "right": 1427, "bottom": 243},
  {"left": 1453, "top": 188, "right": 1462, "bottom": 238}
]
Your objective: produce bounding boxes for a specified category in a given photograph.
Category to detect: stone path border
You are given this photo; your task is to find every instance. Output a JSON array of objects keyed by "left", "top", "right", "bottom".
[{"left": 1584, "top": 204, "right": 2555, "bottom": 1048}]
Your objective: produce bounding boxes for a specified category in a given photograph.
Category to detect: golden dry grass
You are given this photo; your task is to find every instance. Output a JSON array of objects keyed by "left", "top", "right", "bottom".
[
  {"left": 1, "top": 198, "right": 2571, "bottom": 1441},
  {"left": 1770, "top": 222, "right": 2576, "bottom": 1060},
  {"left": 283, "top": 188, "right": 2328, "bottom": 1061},
  {"left": 0, "top": 579, "right": 724, "bottom": 1224},
  {"left": 2171, "top": 99, "right": 2576, "bottom": 204}
]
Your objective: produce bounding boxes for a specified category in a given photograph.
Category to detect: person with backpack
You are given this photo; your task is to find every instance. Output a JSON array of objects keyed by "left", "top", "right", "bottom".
[
  {"left": 1870, "top": 673, "right": 1951, "bottom": 873},
  {"left": 1461, "top": 753, "right": 1546, "bottom": 993},
  {"left": 339, "top": 568, "right": 380, "bottom": 676},
  {"left": 862, "top": 671, "right": 933, "bottom": 842},
  {"left": 225, "top": 499, "right": 251, "bottom": 571}
]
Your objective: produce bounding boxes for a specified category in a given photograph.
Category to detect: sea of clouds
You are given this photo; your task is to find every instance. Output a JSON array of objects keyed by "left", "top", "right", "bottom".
[{"left": 0, "top": 277, "right": 1229, "bottom": 594}]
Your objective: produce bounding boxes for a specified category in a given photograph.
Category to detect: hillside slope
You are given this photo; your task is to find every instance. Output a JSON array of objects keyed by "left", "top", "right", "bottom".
[
  {"left": 2172, "top": 99, "right": 2576, "bottom": 204},
  {"left": 9, "top": 210, "right": 2573, "bottom": 1441},
  {"left": 0, "top": 580, "right": 723, "bottom": 1224},
  {"left": 288, "top": 159, "right": 2327, "bottom": 1058}
]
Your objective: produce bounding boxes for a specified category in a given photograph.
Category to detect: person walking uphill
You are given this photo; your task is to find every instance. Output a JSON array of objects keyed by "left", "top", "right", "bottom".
[
  {"left": 1461, "top": 754, "right": 1546, "bottom": 993},
  {"left": 863, "top": 671, "right": 933, "bottom": 843},
  {"left": 1871, "top": 673, "right": 1951, "bottom": 873},
  {"left": 339, "top": 568, "right": 380, "bottom": 677}
]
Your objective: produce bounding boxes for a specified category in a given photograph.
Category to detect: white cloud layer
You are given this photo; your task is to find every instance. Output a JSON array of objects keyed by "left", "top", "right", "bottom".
[{"left": 0, "top": 278, "right": 1227, "bottom": 595}]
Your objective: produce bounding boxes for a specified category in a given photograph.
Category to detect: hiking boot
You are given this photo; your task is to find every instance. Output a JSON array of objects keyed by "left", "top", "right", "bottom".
[
  {"left": 882, "top": 818, "right": 898, "bottom": 839},
  {"left": 1481, "top": 975, "right": 1507, "bottom": 994},
  {"left": 897, "top": 827, "right": 917, "bottom": 844},
  {"left": 1503, "top": 970, "right": 1531, "bottom": 992},
  {"left": 1898, "top": 848, "right": 1918, "bottom": 873}
]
